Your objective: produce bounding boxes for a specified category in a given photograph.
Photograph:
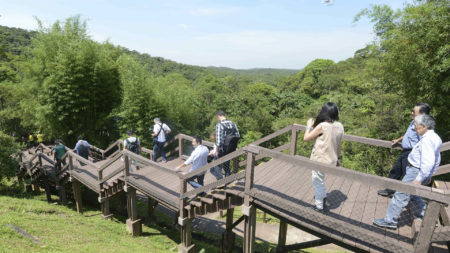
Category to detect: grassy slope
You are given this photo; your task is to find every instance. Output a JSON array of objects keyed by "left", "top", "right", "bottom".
[
  {"left": 0, "top": 178, "right": 345, "bottom": 253},
  {"left": 0, "top": 179, "right": 219, "bottom": 253},
  {"left": 0, "top": 179, "right": 285, "bottom": 253}
]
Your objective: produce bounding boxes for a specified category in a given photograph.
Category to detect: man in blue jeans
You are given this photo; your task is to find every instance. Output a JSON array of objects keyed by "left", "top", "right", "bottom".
[
  {"left": 374, "top": 114, "right": 442, "bottom": 229},
  {"left": 378, "top": 103, "right": 431, "bottom": 197},
  {"left": 152, "top": 118, "right": 171, "bottom": 162},
  {"left": 175, "top": 136, "right": 209, "bottom": 192}
]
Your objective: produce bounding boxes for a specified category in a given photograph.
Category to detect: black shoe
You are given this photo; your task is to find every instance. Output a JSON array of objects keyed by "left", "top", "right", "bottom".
[
  {"left": 323, "top": 197, "right": 330, "bottom": 210},
  {"left": 136, "top": 166, "right": 140, "bottom": 170},
  {"left": 378, "top": 189, "right": 395, "bottom": 197}
]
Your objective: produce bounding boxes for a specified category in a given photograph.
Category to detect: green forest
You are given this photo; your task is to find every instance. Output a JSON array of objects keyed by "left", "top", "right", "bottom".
[{"left": 0, "top": 0, "right": 449, "bottom": 180}]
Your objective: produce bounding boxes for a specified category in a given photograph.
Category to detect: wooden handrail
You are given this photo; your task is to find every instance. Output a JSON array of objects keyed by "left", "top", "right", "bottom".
[
  {"left": 97, "top": 152, "right": 123, "bottom": 172},
  {"left": 67, "top": 150, "right": 99, "bottom": 170},
  {"left": 244, "top": 145, "right": 450, "bottom": 205},
  {"left": 122, "top": 150, "right": 179, "bottom": 176},
  {"left": 179, "top": 149, "right": 246, "bottom": 180},
  {"left": 441, "top": 142, "right": 450, "bottom": 152},
  {"left": 177, "top": 133, "right": 215, "bottom": 148},
  {"left": 99, "top": 165, "right": 125, "bottom": 184},
  {"left": 39, "top": 153, "right": 55, "bottom": 165},
  {"left": 103, "top": 139, "right": 123, "bottom": 157},
  {"left": 251, "top": 125, "right": 293, "bottom": 146}
]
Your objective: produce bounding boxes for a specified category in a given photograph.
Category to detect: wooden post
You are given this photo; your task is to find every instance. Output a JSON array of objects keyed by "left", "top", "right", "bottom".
[
  {"left": 147, "top": 196, "right": 158, "bottom": 221},
  {"left": 243, "top": 152, "right": 256, "bottom": 253},
  {"left": 38, "top": 155, "right": 52, "bottom": 202},
  {"left": 57, "top": 185, "right": 67, "bottom": 205},
  {"left": 232, "top": 157, "right": 239, "bottom": 174},
  {"left": 43, "top": 174, "right": 52, "bottom": 202},
  {"left": 290, "top": 127, "right": 298, "bottom": 156},
  {"left": 223, "top": 208, "right": 235, "bottom": 252},
  {"left": 243, "top": 205, "right": 256, "bottom": 253},
  {"left": 126, "top": 186, "right": 142, "bottom": 236},
  {"left": 72, "top": 179, "right": 83, "bottom": 213},
  {"left": 178, "top": 178, "right": 194, "bottom": 252},
  {"left": 98, "top": 169, "right": 111, "bottom": 219},
  {"left": 414, "top": 201, "right": 441, "bottom": 252},
  {"left": 117, "top": 193, "right": 127, "bottom": 216},
  {"left": 179, "top": 137, "right": 183, "bottom": 159},
  {"left": 124, "top": 155, "right": 130, "bottom": 178},
  {"left": 102, "top": 199, "right": 111, "bottom": 219},
  {"left": 276, "top": 220, "right": 288, "bottom": 252}
]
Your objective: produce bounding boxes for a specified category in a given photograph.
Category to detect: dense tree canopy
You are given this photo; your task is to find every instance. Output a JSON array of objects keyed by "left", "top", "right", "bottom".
[{"left": 0, "top": 0, "right": 448, "bottom": 178}]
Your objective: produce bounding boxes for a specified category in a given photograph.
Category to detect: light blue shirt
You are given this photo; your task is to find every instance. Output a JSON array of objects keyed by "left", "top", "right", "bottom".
[
  {"left": 74, "top": 140, "right": 90, "bottom": 154},
  {"left": 407, "top": 130, "right": 442, "bottom": 183},
  {"left": 402, "top": 120, "right": 420, "bottom": 149},
  {"left": 185, "top": 145, "right": 209, "bottom": 175}
]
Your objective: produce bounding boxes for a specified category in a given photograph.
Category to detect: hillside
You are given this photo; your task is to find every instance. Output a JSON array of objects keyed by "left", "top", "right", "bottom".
[{"left": 0, "top": 25, "right": 298, "bottom": 83}]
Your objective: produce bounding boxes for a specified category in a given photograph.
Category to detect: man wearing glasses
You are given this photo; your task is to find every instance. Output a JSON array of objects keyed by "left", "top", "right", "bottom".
[{"left": 378, "top": 103, "right": 431, "bottom": 197}]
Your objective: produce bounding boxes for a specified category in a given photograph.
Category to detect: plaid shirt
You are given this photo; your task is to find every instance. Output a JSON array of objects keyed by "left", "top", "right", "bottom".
[{"left": 216, "top": 119, "right": 240, "bottom": 149}]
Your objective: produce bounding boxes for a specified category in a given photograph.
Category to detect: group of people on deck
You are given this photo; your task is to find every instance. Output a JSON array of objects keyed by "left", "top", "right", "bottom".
[
  {"left": 304, "top": 102, "right": 442, "bottom": 231},
  {"left": 50, "top": 101, "right": 443, "bottom": 229}
]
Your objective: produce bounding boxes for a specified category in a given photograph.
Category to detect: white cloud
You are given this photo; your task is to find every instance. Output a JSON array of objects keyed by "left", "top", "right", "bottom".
[{"left": 178, "top": 23, "right": 188, "bottom": 30}]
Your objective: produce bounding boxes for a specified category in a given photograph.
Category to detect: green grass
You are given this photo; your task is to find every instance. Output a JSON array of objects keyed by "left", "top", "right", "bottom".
[
  {"left": 0, "top": 179, "right": 218, "bottom": 253},
  {"left": 0, "top": 178, "right": 346, "bottom": 252}
]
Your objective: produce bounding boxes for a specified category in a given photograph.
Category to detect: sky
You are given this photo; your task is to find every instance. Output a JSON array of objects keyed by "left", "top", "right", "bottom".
[{"left": 0, "top": 0, "right": 412, "bottom": 69}]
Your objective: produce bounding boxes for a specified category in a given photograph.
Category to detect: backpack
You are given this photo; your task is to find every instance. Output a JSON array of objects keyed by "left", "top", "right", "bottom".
[
  {"left": 77, "top": 143, "right": 89, "bottom": 159},
  {"left": 126, "top": 137, "right": 139, "bottom": 154},
  {"left": 222, "top": 123, "right": 240, "bottom": 154}
]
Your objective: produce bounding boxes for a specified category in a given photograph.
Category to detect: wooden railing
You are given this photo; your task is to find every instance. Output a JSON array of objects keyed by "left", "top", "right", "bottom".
[
  {"left": 241, "top": 144, "right": 450, "bottom": 252},
  {"left": 17, "top": 125, "right": 450, "bottom": 252}
]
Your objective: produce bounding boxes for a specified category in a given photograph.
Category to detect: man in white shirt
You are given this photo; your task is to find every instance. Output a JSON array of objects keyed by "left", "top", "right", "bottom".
[
  {"left": 152, "top": 118, "right": 171, "bottom": 162},
  {"left": 175, "top": 136, "right": 209, "bottom": 190},
  {"left": 374, "top": 114, "right": 442, "bottom": 229}
]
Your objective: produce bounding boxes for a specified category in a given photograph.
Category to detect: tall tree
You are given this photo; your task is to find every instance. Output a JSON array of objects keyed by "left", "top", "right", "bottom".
[
  {"left": 23, "top": 16, "right": 122, "bottom": 146},
  {"left": 356, "top": 0, "right": 450, "bottom": 139}
]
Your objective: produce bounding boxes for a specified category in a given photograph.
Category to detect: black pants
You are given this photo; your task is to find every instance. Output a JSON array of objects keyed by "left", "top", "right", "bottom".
[
  {"left": 387, "top": 149, "right": 411, "bottom": 180},
  {"left": 218, "top": 149, "right": 232, "bottom": 177},
  {"left": 55, "top": 159, "right": 66, "bottom": 173}
]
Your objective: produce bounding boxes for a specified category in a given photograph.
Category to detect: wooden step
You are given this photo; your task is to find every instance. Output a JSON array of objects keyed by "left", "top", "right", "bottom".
[
  {"left": 199, "top": 196, "right": 214, "bottom": 204},
  {"left": 190, "top": 200, "right": 203, "bottom": 208},
  {"left": 211, "top": 191, "right": 227, "bottom": 200}
]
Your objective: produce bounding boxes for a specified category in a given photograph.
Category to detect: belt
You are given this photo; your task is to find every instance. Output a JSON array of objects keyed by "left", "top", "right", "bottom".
[
  {"left": 408, "top": 163, "right": 419, "bottom": 169},
  {"left": 402, "top": 148, "right": 412, "bottom": 152}
]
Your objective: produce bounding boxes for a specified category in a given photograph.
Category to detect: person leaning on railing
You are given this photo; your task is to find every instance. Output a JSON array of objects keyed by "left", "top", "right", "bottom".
[
  {"left": 378, "top": 103, "right": 431, "bottom": 197},
  {"left": 303, "top": 102, "right": 344, "bottom": 214},
  {"left": 175, "top": 136, "right": 209, "bottom": 197},
  {"left": 374, "top": 114, "right": 442, "bottom": 229}
]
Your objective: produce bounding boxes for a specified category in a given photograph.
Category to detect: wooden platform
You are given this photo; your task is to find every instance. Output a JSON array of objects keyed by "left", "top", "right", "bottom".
[{"left": 17, "top": 126, "right": 450, "bottom": 253}]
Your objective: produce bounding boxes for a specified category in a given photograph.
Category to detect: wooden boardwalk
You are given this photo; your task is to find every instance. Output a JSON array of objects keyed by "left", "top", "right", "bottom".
[{"left": 17, "top": 124, "right": 450, "bottom": 253}]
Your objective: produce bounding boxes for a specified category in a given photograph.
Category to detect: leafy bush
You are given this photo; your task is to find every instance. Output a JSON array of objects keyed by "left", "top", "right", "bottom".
[{"left": 0, "top": 131, "right": 20, "bottom": 181}]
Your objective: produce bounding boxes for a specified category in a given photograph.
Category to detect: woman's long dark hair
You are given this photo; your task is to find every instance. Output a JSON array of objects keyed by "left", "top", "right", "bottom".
[{"left": 313, "top": 102, "right": 339, "bottom": 128}]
